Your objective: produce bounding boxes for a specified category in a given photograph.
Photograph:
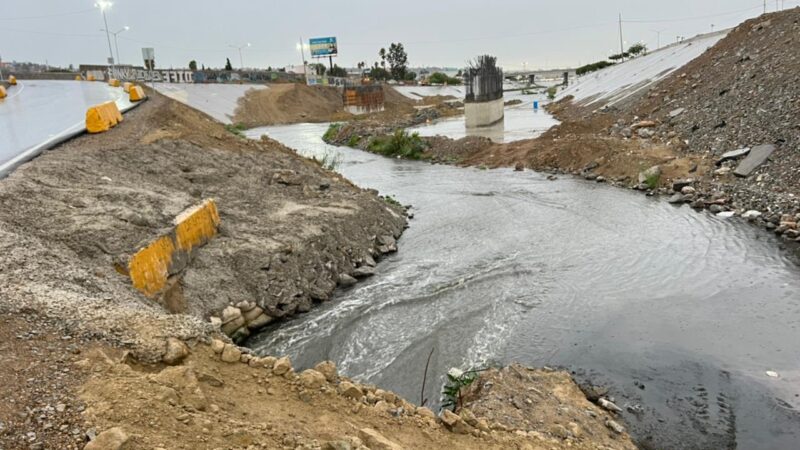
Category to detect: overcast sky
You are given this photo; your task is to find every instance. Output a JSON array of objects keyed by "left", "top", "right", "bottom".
[{"left": 1, "top": 0, "right": 796, "bottom": 71}]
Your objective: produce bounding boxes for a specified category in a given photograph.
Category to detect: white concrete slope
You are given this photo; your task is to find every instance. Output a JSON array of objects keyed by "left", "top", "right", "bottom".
[
  {"left": 558, "top": 30, "right": 728, "bottom": 109},
  {"left": 153, "top": 83, "right": 266, "bottom": 124},
  {"left": 0, "top": 80, "right": 133, "bottom": 178}
]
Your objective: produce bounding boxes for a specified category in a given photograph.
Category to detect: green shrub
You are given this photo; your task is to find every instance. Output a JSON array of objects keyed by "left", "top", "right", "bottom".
[
  {"left": 368, "top": 130, "right": 427, "bottom": 159},
  {"left": 323, "top": 123, "right": 342, "bottom": 142},
  {"left": 312, "top": 149, "right": 342, "bottom": 171},
  {"left": 644, "top": 172, "right": 660, "bottom": 189},
  {"left": 224, "top": 122, "right": 247, "bottom": 137},
  {"left": 347, "top": 135, "right": 362, "bottom": 147},
  {"left": 576, "top": 60, "right": 615, "bottom": 76},
  {"left": 546, "top": 86, "right": 558, "bottom": 100},
  {"left": 428, "top": 72, "right": 462, "bottom": 85},
  {"left": 442, "top": 368, "right": 480, "bottom": 412}
]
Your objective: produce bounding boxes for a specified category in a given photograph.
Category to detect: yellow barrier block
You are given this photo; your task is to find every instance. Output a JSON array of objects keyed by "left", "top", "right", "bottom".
[
  {"left": 174, "top": 199, "right": 220, "bottom": 252},
  {"left": 129, "top": 85, "right": 146, "bottom": 102},
  {"left": 8, "top": 76, "right": 17, "bottom": 85},
  {"left": 122, "top": 82, "right": 132, "bottom": 93},
  {"left": 0, "top": 86, "right": 6, "bottom": 99},
  {"left": 75, "top": 75, "right": 83, "bottom": 81},
  {"left": 126, "top": 199, "right": 220, "bottom": 298},
  {"left": 108, "top": 78, "right": 120, "bottom": 87},
  {"left": 88, "top": 75, "right": 96, "bottom": 81},
  {"left": 86, "top": 101, "right": 122, "bottom": 133},
  {"left": 128, "top": 236, "right": 176, "bottom": 297}
]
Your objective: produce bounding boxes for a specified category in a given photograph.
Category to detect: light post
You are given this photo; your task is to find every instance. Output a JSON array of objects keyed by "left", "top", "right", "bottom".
[
  {"left": 95, "top": 1, "right": 115, "bottom": 75},
  {"left": 296, "top": 39, "right": 309, "bottom": 81},
  {"left": 229, "top": 43, "right": 251, "bottom": 69},
  {"left": 102, "top": 26, "right": 130, "bottom": 67}
]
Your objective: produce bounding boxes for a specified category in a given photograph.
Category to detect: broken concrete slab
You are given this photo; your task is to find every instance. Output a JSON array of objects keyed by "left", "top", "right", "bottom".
[
  {"left": 734, "top": 144, "right": 775, "bottom": 177},
  {"left": 716, "top": 147, "right": 750, "bottom": 166}
]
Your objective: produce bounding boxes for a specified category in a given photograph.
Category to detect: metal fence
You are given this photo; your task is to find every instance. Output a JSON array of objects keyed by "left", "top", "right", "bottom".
[{"left": 464, "top": 55, "right": 504, "bottom": 103}]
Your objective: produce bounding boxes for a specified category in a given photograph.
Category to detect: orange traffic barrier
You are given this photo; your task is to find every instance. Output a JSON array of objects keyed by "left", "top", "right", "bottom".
[
  {"left": 0, "top": 86, "right": 6, "bottom": 99},
  {"left": 108, "top": 78, "right": 121, "bottom": 87},
  {"left": 8, "top": 76, "right": 17, "bottom": 85},
  {"left": 122, "top": 82, "right": 132, "bottom": 93},
  {"left": 87, "top": 74, "right": 96, "bottom": 82},
  {"left": 86, "top": 101, "right": 122, "bottom": 133},
  {"left": 129, "top": 85, "right": 146, "bottom": 102}
]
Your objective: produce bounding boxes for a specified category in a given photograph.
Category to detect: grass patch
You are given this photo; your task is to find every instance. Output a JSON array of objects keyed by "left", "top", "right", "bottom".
[
  {"left": 323, "top": 123, "right": 342, "bottom": 142},
  {"left": 311, "top": 149, "right": 343, "bottom": 171},
  {"left": 367, "top": 130, "right": 427, "bottom": 159},
  {"left": 644, "top": 173, "right": 660, "bottom": 189},
  {"left": 225, "top": 122, "right": 247, "bottom": 138},
  {"left": 347, "top": 135, "right": 362, "bottom": 147},
  {"left": 382, "top": 195, "right": 401, "bottom": 207},
  {"left": 546, "top": 86, "right": 558, "bottom": 100}
]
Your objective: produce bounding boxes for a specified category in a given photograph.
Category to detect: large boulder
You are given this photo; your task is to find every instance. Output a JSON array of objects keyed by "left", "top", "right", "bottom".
[
  {"left": 84, "top": 427, "right": 131, "bottom": 450},
  {"left": 162, "top": 338, "right": 189, "bottom": 365}
]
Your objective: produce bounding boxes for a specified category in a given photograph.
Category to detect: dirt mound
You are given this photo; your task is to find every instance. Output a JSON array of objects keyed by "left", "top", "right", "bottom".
[
  {"left": 0, "top": 91, "right": 405, "bottom": 361},
  {"left": 234, "top": 83, "right": 353, "bottom": 126},
  {"left": 77, "top": 342, "right": 634, "bottom": 450}
]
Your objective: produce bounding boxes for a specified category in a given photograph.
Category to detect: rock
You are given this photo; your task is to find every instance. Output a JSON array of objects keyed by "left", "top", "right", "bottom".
[
  {"left": 598, "top": 398, "right": 623, "bottom": 413},
  {"left": 631, "top": 120, "right": 657, "bottom": 130},
  {"left": 734, "top": 144, "right": 775, "bottom": 177},
  {"left": 621, "top": 127, "right": 633, "bottom": 138},
  {"left": 221, "top": 306, "right": 242, "bottom": 322},
  {"left": 681, "top": 186, "right": 696, "bottom": 195},
  {"left": 246, "top": 313, "right": 273, "bottom": 330},
  {"left": 84, "top": 427, "right": 130, "bottom": 450},
  {"left": 672, "top": 179, "right": 694, "bottom": 192},
  {"left": 717, "top": 211, "right": 735, "bottom": 218},
  {"left": 338, "top": 381, "right": 363, "bottom": 400},
  {"left": 714, "top": 166, "right": 732, "bottom": 176},
  {"left": 459, "top": 409, "right": 478, "bottom": 427},
  {"left": 220, "top": 344, "right": 242, "bottom": 363},
  {"left": 637, "top": 127, "right": 655, "bottom": 139},
  {"left": 323, "top": 442, "right": 352, "bottom": 450},
  {"left": 210, "top": 339, "right": 225, "bottom": 354},
  {"left": 259, "top": 356, "right": 277, "bottom": 370},
  {"left": 549, "top": 424, "right": 570, "bottom": 439},
  {"left": 709, "top": 204, "right": 724, "bottom": 214},
  {"left": 742, "top": 210, "right": 762, "bottom": 220},
  {"left": 357, "top": 428, "right": 403, "bottom": 450},
  {"left": 514, "top": 163, "right": 524, "bottom": 171},
  {"left": 272, "top": 356, "right": 292, "bottom": 375},
  {"left": 352, "top": 266, "right": 376, "bottom": 278},
  {"left": 314, "top": 361, "right": 338, "bottom": 382},
  {"left": 579, "top": 384, "right": 609, "bottom": 402},
  {"left": 669, "top": 107, "right": 686, "bottom": 118},
  {"left": 667, "top": 193, "right": 686, "bottom": 204},
  {"left": 338, "top": 273, "right": 358, "bottom": 287},
  {"left": 716, "top": 147, "right": 750, "bottom": 165},
  {"left": 440, "top": 409, "right": 460, "bottom": 427},
  {"left": 606, "top": 419, "right": 626, "bottom": 434},
  {"left": 162, "top": 338, "right": 190, "bottom": 365},
  {"left": 638, "top": 165, "right": 661, "bottom": 184},
  {"left": 299, "top": 369, "right": 327, "bottom": 389},
  {"left": 416, "top": 406, "right": 436, "bottom": 419},
  {"left": 595, "top": 175, "right": 606, "bottom": 183}
]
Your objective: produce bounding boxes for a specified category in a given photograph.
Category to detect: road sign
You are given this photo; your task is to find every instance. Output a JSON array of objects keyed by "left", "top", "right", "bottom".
[
  {"left": 142, "top": 48, "right": 155, "bottom": 70},
  {"left": 309, "top": 37, "right": 338, "bottom": 58}
]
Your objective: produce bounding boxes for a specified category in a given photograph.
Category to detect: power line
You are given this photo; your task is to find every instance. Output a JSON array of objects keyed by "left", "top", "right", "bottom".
[{"left": 0, "top": 8, "right": 95, "bottom": 21}]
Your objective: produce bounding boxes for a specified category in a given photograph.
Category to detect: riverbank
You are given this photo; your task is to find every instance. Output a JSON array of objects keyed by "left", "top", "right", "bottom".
[{"left": 0, "top": 90, "right": 637, "bottom": 449}]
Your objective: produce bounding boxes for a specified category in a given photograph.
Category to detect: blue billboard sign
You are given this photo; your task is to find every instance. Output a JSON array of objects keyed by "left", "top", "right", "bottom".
[{"left": 309, "top": 37, "right": 338, "bottom": 58}]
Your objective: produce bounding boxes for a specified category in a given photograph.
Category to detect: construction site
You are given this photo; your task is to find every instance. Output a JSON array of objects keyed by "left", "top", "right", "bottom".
[{"left": 1, "top": 2, "right": 800, "bottom": 450}]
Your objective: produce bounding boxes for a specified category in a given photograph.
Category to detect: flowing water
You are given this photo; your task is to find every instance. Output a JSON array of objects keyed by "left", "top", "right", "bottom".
[{"left": 244, "top": 120, "right": 800, "bottom": 450}]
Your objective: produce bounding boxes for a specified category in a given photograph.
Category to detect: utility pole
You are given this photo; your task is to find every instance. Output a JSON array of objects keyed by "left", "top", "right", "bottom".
[
  {"left": 298, "top": 36, "right": 308, "bottom": 82},
  {"left": 764, "top": 0, "right": 767, "bottom": 13},
  {"left": 618, "top": 13, "right": 625, "bottom": 61},
  {"left": 96, "top": 1, "right": 115, "bottom": 77}
]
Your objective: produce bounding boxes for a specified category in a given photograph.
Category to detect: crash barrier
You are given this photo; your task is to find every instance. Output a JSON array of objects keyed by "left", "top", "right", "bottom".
[
  {"left": 124, "top": 199, "right": 220, "bottom": 297},
  {"left": 75, "top": 75, "right": 83, "bottom": 81},
  {"left": 87, "top": 74, "right": 96, "bottom": 81},
  {"left": 108, "top": 78, "right": 121, "bottom": 87},
  {"left": 129, "top": 85, "right": 146, "bottom": 102},
  {"left": 0, "top": 86, "right": 6, "bottom": 99},
  {"left": 8, "top": 76, "right": 16, "bottom": 85},
  {"left": 86, "top": 101, "right": 123, "bottom": 133},
  {"left": 122, "top": 81, "right": 132, "bottom": 93}
]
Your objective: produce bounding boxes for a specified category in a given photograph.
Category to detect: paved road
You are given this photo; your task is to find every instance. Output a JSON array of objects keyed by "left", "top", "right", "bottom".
[{"left": 0, "top": 80, "right": 131, "bottom": 174}]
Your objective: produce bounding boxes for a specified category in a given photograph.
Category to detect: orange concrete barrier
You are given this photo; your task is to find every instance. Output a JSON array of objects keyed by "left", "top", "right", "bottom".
[
  {"left": 129, "top": 85, "right": 146, "bottom": 102},
  {"left": 122, "top": 82, "right": 132, "bottom": 93},
  {"left": 127, "top": 199, "right": 220, "bottom": 297},
  {"left": 108, "top": 78, "right": 121, "bottom": 87},
  {"left": 86, "top": 101, "right": 122, "bottom": 133},
  {"left": 0, "top": 86, "right": 6, "bottom": 99},
  {"left": 87, "top": 74, "right": 96, "bottom": 82},
  {"left": 8, "top": 76, "right": 17, "bottom": 85}
]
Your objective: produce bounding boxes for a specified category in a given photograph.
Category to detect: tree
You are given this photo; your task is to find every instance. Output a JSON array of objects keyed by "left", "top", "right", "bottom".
[
  {"left": 379, "top": 48, "right": 387, "bottom": 68},
  {"left": 627, "top": 43, "right": 647, "bottom": 56},
  {"left": 189, "top": 60, "right": 198, "bottom": 71},
  {"left": 224, "top": 58, "right": 233, "bottom": 71},
  {"left": 368, "top": 66, "right": 390, "bottom": 81},
  {"left": 328, "top": 64, "right": 347, "bottom": 77},
  {"left": 404, "top": 71, "right": 417, "bottom": 81},
  {"left": 309, "top": 63, "right": 326, "bottom": 76},
  {"left": 201, "top": 64, "right": 206, "bottom": 70},
  {"left": 386, "top": 42, "right": 409, "bottom": 81}
]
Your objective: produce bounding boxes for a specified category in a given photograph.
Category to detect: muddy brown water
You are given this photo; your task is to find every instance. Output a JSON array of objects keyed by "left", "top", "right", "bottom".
[{"left": 244, "top": 123, "right": 800, "bottom": 450}]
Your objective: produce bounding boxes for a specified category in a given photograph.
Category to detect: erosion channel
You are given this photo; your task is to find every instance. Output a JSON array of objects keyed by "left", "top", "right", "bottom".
[{"left": 244, "top": 121, "right": 800, "bottom": 450}]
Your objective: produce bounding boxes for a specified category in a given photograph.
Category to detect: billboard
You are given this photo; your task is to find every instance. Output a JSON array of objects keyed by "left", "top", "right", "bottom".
[{"left": 309, "top": 37, "right": 338, "bottom": 58}]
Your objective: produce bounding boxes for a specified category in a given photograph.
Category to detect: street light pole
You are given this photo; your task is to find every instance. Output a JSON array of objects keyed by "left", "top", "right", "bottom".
[
  {"left": 96, "top": 2, "right": 115, "bottom": 77},
  {"left": 229, "top": 43, "right": 251, "bottom": 69},
  {"left": 113, "top": 27, "right": 129, "bottom": 66}
]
